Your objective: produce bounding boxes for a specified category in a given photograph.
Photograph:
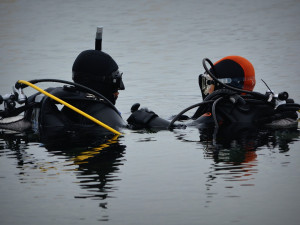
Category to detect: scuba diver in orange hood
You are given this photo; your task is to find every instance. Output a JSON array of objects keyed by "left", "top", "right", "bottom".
[{"left": 127, "top": 55, "right": 299, "bottom": 131}]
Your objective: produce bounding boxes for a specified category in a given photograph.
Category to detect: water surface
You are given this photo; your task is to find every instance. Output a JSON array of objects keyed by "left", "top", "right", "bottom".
[{"left": 1, "top": 0, "right": 300, "bottom": 224}]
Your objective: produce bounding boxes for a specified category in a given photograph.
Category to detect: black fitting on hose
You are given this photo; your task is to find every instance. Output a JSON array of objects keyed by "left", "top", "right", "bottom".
[
  {"left": 229, "top": 94, "right": 246, "bottom": 105},
  {"left": 15, "top": 81, "right": 27, "bottom": 89},
  {"left": 278, "top": 92, "right": 289, "bottom": 101}
]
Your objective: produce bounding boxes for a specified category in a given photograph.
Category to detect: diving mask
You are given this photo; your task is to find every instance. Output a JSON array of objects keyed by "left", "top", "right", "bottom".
[
  {"left": 199, "top": 73, "right": 215, "bottom": 99},
  {"left": 111, "top": 70, "right": 125, "bottom": 90},
  {"left": 199, "top": 73, "right": 236, "bottom": 99}
]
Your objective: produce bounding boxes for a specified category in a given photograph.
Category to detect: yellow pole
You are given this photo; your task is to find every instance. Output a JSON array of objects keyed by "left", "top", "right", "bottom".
[{"left": 17, "top": 80, "right": 122, "bottom": 135}]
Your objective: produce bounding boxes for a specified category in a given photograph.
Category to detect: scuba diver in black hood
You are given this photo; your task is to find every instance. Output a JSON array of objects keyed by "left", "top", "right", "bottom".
[
  {"left": 59, "top": 49, "right": 126, "bottom": 127},
  {"left": 0, "top": 43, "right": 166, "bottom": 141},
  {"left": 127, "top": 55, "right": 300, "bottom": 132},
  {"left": 0, "top": 49, "right": 126, "bottom": 143},
  {"left": 0, "top": 24, "right": 171, "bottom": 140},
  {"left": 0, "top": 29, "right": 128, "bottom": 143},
  {"left": 29, "top": 49, "right": 127, "bottom": 140}
]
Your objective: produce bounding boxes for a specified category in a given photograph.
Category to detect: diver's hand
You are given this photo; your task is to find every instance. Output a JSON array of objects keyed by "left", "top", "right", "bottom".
[{"left": 127, "top": 103, "right": 158, "bottom": 129}]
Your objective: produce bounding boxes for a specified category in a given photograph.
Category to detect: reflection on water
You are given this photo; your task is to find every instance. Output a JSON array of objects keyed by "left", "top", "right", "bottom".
[
  {"left": 175, "top": 125, "right": 300, "bottom": 206},
  {"left": 1, "top": 124, "right": 300, "bottom": 222},
  {"left": 0, "top": 131, "right": 126, "bottom": 221},
  {"left": 69, "top": 141, "right": 126, "bottom": 202},
  {"left": 200, "top": 127, "right": 300, "bottom": 206}
]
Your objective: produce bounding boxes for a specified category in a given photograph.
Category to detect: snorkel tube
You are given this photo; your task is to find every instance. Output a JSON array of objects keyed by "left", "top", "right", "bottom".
[{"left": 95, "top": 26, "right": 102, "bottom": 51}]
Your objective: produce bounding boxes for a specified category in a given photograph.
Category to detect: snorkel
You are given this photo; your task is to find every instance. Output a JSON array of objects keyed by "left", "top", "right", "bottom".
[{"left": 95, "top": 27, "right": 102, "bottom": 51}]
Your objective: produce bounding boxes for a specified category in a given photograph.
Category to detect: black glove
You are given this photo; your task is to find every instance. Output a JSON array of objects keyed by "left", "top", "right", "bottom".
[{"left": 127, "top": 103, "right": 158, "bottom": 129}]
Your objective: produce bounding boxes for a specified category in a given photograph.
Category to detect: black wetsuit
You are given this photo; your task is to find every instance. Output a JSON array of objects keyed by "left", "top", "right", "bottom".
[
  {"left": 23, "top": 86, "right": 126, "bottom": 141},
  {"left": 1, "top": 85, "right": 298, "bottom": 142},
  {"left": 127, "top": 88, "right": 299, "bottom": 131}
]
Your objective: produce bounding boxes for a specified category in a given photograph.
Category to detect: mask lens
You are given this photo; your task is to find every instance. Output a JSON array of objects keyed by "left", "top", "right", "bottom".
[
  {"left": 111, "top": 70, "right": 125, "bottom": 90},
  {"left": 200, "top": 73, "right": 214, "bottom": 95}
]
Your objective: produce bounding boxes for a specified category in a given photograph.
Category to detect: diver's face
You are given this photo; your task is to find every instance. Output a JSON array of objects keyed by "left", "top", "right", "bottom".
[
  {"left": 113, "top": 91, "right": 119, "bottom": 101},
  {"left": 200, "top": 73, "right": 215, "bottom": 96},
  {"left": 110, "top": 70, "right": 124, "bottom": 104}
]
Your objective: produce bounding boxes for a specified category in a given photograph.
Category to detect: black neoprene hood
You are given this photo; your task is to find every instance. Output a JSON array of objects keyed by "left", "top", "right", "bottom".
[
  {"left": 72, "top": 49, "right": 121, "bottom": 105},
  {"left": 72, "top": 49, "right": 119, "bottom": 82}
]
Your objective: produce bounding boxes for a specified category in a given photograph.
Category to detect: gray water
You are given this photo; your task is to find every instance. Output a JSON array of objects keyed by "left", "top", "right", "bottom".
[{"left": 1, "top": 0, "right": 300, "bottom": 224}]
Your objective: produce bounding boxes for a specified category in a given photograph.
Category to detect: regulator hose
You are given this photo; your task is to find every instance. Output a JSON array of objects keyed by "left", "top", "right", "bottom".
[
  {"left": 15, "top": 78, "right": 120, "bottom": 115},
  {"left": 17, "top": 80, "right": 122, "bottom": 135},
  {"left": 191, "top": 89, "right": 241, "bottom": 119},
  {"left": 168, "top": 100, "right": 214, "bottom": 130},
  {"left": 276, "top": 103, "right": 300, "bottom": 112},
  {"left": 212, "top": 97, "right": 223, "bottom": 129}
]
